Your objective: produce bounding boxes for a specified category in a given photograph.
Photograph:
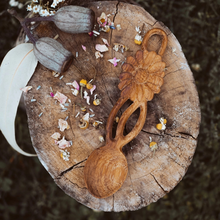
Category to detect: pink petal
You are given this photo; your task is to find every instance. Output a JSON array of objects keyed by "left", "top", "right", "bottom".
[
  {"left": 56, "top": 136, "right": 71, "bottom": 149},
  {"left": 95, "top": 44, "right": 109, "bottom": 52},
  {"left": 54, "top": 91, "right": 67, "bottom": 104},
  {"left": 108, "top": 57, "right": 120, "bottom": 67},
  {"left": 102, "top": 38, "right": 110, "bottom": 46},
  {"left": 82, "top": 45, "right": 86, "bottom": 51},
  {"left": 97, "top": 12, "right": 108, "bottom": 27},
  {"left": 90, "top": 85, "right": 96, "bottom": 95},
  {"left": 72, "top": 80, "right": 79, "bottom": 90}
]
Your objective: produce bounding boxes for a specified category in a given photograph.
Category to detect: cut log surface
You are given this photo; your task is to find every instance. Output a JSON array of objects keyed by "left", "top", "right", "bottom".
[{"left": 23, "top": 1, "right": 201, "bottom": 212}]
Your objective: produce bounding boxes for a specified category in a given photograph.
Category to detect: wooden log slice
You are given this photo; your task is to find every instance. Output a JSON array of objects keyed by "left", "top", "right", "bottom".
[{"left": 23, "top": 1, "right": 201, "bottom": 211}]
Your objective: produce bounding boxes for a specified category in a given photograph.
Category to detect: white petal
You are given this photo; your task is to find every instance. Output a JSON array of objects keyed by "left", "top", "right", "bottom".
[{"left": 95, "top": 44, "right": 108, "bottom": 52}]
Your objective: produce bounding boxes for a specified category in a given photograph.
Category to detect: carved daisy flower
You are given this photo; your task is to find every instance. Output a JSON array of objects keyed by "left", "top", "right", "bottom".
[{"left": 118, "top": 49, "right": 166, "bottom": 102}]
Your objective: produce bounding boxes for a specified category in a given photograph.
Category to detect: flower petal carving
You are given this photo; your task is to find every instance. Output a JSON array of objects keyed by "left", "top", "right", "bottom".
[
  {"left": 148, "top": 61, "right": 165, "bottom": 73},
  {"left": 143, "top": 85, "right": 154, "bottom": 101},
  {"left": 135, "top": 50, "right": 143, "bottom": 65},
  {"left": 147, "top": 75, "right": 164, "bottom": 87},
  {"left": 118, "top": 78, "right": 132, "bottom": 90},
  {"left": 147, "top": 83, "right": 161, "bottom": 94},
  {"left": 143, "top": 51, "right": 157, "bottom": 68},
  {"left": 126, "top": 56, "right": 138, "bottom": 68},
  {"left": 121, "top": 63, "right": 135, "bottom": 73},
  {"left": 119, "top": 72, "right": 132, "bottom": 81},
  {"left": 153, "top": 71, "right": 165, "bottom": 78}
]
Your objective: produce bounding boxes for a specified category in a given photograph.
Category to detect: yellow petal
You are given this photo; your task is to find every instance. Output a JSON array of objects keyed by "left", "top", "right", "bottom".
[{"left": 156, "top": 123, "right": 163, "bottom": 130}]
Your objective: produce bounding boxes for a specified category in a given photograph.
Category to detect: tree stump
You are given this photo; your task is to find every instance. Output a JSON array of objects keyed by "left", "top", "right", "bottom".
[{"left": 23, "top": 1, "right": 201, "bottom": 211}]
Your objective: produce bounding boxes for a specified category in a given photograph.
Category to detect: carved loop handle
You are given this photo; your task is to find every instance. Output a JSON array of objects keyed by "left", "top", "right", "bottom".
[
  {"left": 141, "top": 28, "right": 168, "bottom": 56},
  {"left": 106, "top": 97, "right": 147, "bottom": 151}
]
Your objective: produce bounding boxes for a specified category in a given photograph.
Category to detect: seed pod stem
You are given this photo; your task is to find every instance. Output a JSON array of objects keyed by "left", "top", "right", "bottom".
[{"left": 7, "top": 9, "right": 40, "bottom": 44}]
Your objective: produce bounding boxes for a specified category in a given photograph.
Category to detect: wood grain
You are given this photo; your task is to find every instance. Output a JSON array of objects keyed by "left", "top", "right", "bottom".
[{"left": 23, "top": 1, "right": 201, "bottom": 211}]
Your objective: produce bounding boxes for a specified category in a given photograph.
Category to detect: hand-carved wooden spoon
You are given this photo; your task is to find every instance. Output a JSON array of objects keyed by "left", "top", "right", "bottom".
[{"left": 84, "top": 28, "right": 168, "bottom": 198}]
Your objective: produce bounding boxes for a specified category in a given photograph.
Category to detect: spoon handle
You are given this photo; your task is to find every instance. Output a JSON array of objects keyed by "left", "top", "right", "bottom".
[{"left": 106, "top": 97, "right": 147, "bottom": 151}]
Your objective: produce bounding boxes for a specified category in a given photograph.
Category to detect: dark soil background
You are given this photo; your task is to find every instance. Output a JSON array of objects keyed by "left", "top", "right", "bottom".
[{"left": 0, "top": 0, "right": 220, "bottom": 219}]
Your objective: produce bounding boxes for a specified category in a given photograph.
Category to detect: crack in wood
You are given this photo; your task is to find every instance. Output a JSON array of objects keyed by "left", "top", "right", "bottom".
[
  {"left": 164, "top": 68, "right": 180, "bottom": 78},
  {"left": 101, "top": 75, "right": 114, "bottom": 107},
  {"left": 168, "top": 155, "right": 186, "bottom": 169},
  {"left": 112, "top": 194, "right": 115, "bottom": 211},
  {"left": 113, "top": 1, "right": 120, "bottom": 22},
  {"left": 141, "top": 129, "right": 164, "bottom": 137},
  {"left": 150, "top": 173, "right": 167, "bottom": 193},
  {"left": 58, "top": 159, "right": 87, "bottom": 177},
  {"left": 67, "top": 177, "right": 87, "bottom": 190}
]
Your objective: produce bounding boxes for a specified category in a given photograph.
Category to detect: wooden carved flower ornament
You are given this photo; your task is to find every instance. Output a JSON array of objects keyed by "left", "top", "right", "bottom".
[{"left": 84, "top": 28, "right": 168, "bottom": 198}]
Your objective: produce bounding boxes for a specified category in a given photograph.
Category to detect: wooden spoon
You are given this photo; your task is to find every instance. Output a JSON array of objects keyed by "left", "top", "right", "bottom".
[{"left": 84, "top": 28, "right": 168, "bottom": 198}]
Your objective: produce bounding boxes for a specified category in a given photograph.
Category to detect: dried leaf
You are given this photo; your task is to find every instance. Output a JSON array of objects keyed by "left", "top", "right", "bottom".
[{"left": 0, "top": 43, "right": 38, "bottom": 157}]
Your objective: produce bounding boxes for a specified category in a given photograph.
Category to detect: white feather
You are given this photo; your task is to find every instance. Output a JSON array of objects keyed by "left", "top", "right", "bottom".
[{"left": 0, "top": 43, "right": 38, "bottom": 157}]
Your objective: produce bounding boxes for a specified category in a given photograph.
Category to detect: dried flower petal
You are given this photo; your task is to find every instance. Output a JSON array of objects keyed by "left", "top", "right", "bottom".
[
  {"left": 56, "top": 136, "right": 71, "bottom": 149},
  {"left": 84, "top": 90, "right": 90, "bottom": 105},
  {"left": 134, "top": 34, "right": 143, "bottom": 45},
  {"left": 95, "top": 44, "right": 109, "bottom": 52},
  {"left": 72, "top": 80, "right": 79, "bottom": 90},
  {"left": 51, "top": 132, "right": 61, "bottom": 140},
  {"left": 149, "top": 141, "right": 158, "bottom": 151},
  {"left": 97, "top": 12, "right": 108, "bottom": 27},
  {"left": 101, "top": 25, "right": 110, "bottom": 32},
  {"left": 116, "top": 24, "right": 121, "bottom": 30},
  {"left": 93, "top": 99, "right": 101, "bottom": 106},
  {"left": 99, "top": 136, "right": 104, "bottom": 142},
  {"left": 108, "top": 57, "right": 120, "bottom": 67},
  {"left": 90, "top": 85, "right": 96, "bottom": 95},
  {"left": 82, "top": 112, "right": 90, "bottom": 122},
  {"left": 72, "top": 89, "right": 79, "bottom": 96},
  {"left": 82, "top": 45, "right": 86, "bottom": 51},
  {"left": 102, "top": 38, "right": 110, "bottom": 46},
  {"left": 58, "top": 119, "right": 70, "bottom": 132},
  {"left": 60, "top": 149, "right": 70, "bottom": 161},
  {"left": 95, "top": 51, "right": 103, "bottom": 59},
  {"left": 54, "top": 91, "right": 67, "bottom": 104},
  {"left": 20, "top": 86, "right": 32, "bottom": 93}
]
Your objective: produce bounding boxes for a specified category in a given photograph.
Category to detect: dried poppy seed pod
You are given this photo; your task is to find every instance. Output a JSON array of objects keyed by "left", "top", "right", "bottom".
[
  {"left": 52, "top": 6, "right": 95, "bottom": 34},
  {"left": 33, "top": 37, "right": 73, "bottom": 73}
]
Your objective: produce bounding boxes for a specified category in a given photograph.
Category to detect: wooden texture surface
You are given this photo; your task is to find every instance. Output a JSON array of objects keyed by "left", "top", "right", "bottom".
[{"left": 23, "top": 1, "right": 201, "bottom": 211}]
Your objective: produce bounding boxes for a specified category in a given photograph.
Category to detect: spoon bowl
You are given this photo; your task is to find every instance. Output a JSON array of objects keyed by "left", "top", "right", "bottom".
[{"left": 84, "top": 143, "right": 128, "bottom": 198}]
